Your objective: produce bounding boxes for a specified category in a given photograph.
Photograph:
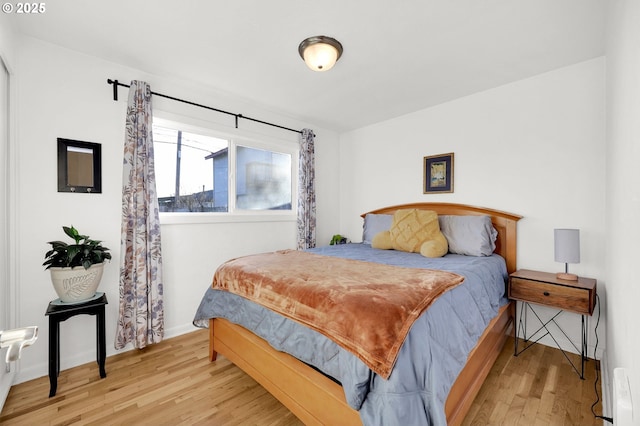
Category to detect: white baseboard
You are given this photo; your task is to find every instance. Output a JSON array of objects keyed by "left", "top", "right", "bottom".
[
  {"left": 14, "top": 322, "right": 202, "bottom": 385},
  {"left": 601, "top": 350, "right": 612, "bottom": 422}
]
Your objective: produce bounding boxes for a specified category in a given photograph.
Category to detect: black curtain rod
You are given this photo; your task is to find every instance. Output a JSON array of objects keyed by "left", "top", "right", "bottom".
[{"left": 107, "top": 79, "right": 304, "bottom": 135}]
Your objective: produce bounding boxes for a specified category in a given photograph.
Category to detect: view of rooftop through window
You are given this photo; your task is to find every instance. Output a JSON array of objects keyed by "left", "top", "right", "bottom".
[
  {"left": 153, "top": 125, "right": 229, "bottom": 212},
  {"left": 152, "top": 123, "right": 294, "bottom": 213}
]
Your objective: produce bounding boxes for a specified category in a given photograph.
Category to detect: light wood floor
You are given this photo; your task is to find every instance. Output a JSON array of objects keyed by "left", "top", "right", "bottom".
[
  {"left": 0, "top": 329, "right": 604, "bottom": 425},
  {"left": 463, "top": 338, "right": 604, "bottom": 426}
]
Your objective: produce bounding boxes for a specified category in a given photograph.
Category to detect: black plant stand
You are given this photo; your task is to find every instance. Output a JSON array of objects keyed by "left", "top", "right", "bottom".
[{"left": 45, "top": 293, "right": 108, "bottom": 397}]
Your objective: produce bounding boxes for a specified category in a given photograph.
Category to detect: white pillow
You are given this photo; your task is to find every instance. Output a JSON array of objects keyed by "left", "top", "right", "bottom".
[
  {"left": 362, "top": 214, "right": 393, "bottom": 244},
  {"left": 438, "top": 215, "right": 497, "bottom": 256}
]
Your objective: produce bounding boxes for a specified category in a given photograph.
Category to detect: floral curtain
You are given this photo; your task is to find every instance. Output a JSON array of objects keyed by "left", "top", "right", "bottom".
[
  {"left": 297, "top": 128, "right": 316, "bottom": 250},
  {"left": 115, "top": 80, "right": 164, "bottom": 350}
]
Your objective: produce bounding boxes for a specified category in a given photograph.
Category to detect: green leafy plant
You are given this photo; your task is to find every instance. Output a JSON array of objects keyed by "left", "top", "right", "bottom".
[
  {"left": 330, "top": 234, "right": 348, "bottom": 245},
  {"left": 43, "top": 226, "right": 112, "bottom": 270}
]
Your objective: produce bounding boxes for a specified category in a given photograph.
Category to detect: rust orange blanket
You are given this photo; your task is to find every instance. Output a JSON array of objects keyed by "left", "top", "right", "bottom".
[{"left": 212, "top": 250, "right": 464, "bottom": 379}]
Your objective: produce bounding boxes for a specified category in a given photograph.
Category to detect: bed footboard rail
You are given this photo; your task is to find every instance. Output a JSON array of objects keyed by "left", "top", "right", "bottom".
[{"left": 209, "top": 317, "right": 362, "bottom": 426}]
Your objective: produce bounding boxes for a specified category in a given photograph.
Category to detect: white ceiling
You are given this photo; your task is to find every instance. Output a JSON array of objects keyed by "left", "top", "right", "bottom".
[{"left": 12, "top": 0, "right": 605, "bottom": 132}]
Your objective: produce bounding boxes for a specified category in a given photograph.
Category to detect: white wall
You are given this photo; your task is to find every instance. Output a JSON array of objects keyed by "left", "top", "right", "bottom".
[
  {"left": 0, "top": 13, "right": 16, "bottom": 66},
  {"left": 0, "top": 11, "right": 18, "bottom": 410},
  {"left": 605, "top": 0, "right": 640, "bottom": 421},
  {"left": 339, "top": 58, "right": 607, "bottom": 358},
  {"left": 13, "top": 36, "right": 340, "bottom": 383}
]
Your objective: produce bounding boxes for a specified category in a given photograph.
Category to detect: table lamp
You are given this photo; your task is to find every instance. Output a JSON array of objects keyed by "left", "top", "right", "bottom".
[{"left": 554, "top": 228, "right": 580, "bottom": 280}]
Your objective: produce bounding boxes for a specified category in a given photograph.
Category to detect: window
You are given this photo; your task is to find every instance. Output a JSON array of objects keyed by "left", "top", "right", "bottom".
[
  {"left": 236, "top": 146, "right": 291, "bottom": 210},
  {"left": 154, "top": 125, "right": 228, "bottom": 212},
  {"left": 152, "top": 119, "right": 296, "bottom": 215}
]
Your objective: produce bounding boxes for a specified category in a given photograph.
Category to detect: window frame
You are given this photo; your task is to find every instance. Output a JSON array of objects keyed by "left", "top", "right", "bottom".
[{"left": 153, "top": 114, "right": 298, "bottom": 225}]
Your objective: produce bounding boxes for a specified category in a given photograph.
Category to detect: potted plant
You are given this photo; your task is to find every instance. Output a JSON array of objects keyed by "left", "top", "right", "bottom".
[{"left": 43, "top": 225, "right": 112, "bottom": 303}]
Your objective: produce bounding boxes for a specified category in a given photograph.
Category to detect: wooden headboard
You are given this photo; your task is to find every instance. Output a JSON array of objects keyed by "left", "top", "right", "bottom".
[{"left": 361, "top": 202, "right": 523, "bottom": 274}]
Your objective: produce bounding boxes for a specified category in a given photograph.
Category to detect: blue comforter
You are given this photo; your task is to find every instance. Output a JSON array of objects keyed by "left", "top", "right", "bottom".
[{"left": 193, "top": 243, "right": 508, "bottom": 425}]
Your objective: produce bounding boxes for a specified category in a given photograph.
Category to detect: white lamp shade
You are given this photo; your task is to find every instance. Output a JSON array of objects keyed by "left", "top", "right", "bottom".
[
  {"left": 302, "top": 43, "right": 339, "bottom": 72},
  {"left": 554, "top": 228, "right": 580, "bottom": 264}
]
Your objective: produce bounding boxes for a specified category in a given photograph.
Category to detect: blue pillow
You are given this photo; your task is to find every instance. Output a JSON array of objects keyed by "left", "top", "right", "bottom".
[
  {"left": 438, "top": 215, "right": 497, "bottom": 256},
  {"left": 362, "top": 214, "right": 393, "bottom": 244}
]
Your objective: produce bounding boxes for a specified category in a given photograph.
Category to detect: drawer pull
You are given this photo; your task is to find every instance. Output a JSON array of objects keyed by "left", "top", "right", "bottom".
[{"left": 543, "top": 291, "right": 550, "bottom": 296}]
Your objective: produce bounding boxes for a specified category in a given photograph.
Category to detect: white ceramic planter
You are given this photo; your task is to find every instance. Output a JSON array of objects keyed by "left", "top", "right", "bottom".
[{"left": 49, "top": 263, "right": 104, "bottom": 303}]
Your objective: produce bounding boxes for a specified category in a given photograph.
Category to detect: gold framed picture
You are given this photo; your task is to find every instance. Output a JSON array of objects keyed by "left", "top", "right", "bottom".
[{"left": 423, "top": 153, "right": 454, "bottom": 194}]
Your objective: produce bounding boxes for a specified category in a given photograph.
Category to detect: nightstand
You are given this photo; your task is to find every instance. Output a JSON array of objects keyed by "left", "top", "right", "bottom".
[{"left": 508, "top": 269, "right": 596, "bottom": 379}]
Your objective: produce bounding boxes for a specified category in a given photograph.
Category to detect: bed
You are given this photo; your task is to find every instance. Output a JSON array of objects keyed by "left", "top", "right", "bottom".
[{"left": 194, "top": 202, "right": 522, "bottom": 425}]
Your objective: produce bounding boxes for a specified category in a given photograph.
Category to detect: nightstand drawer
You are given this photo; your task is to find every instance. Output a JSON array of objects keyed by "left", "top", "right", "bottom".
[{"left": 509, "top": 277, "right": 591, "bottom": 314}]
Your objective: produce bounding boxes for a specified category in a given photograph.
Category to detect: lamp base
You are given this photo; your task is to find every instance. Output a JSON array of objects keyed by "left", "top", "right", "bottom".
[{"left": 556, "top": 272, "right": 578, "bottom": 281}]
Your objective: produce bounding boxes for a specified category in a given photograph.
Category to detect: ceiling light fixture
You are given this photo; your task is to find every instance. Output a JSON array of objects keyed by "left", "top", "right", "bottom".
[{"left": 298, "top": 36, "right": 343, "bottom": 72}]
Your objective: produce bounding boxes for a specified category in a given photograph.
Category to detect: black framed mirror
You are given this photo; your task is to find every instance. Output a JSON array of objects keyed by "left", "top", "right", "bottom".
[{"left": 57, "top": 138, "right": 102, "bottom": 193}]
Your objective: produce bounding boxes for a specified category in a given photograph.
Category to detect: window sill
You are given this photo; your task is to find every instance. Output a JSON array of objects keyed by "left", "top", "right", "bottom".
[{"left": 159, "top": 212, "right": 297, "bottom": 225}]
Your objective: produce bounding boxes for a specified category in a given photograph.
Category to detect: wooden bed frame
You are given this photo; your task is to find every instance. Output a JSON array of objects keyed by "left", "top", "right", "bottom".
[{"left": 209, "top": 202, "right": 522, "bottom": 425}]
